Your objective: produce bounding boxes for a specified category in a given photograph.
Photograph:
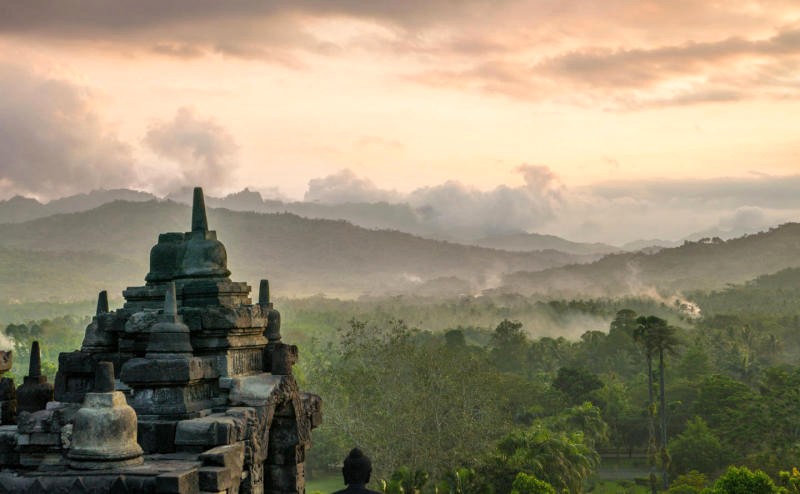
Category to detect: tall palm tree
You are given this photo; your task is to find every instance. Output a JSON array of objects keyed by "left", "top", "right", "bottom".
[{"left": 634, "top": 315, "right": 680, "bottom": 492}]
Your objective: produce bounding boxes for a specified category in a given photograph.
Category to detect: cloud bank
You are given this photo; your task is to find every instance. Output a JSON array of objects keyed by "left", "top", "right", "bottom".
[
  {"left": 0, "top": 66, "right": 241, "bottom": 199},
  {"left": 301, "top": 167, "right": 800, "bottom": 244},
  {"left": 2, "top": 1, "right": 798, "bottom": 108},
  {"left": 0, "top": 64, "right": 137, "bottom": 198}
]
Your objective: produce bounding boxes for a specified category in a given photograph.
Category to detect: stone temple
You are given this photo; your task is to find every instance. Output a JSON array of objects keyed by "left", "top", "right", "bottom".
[{"left": 0, "top": 187, "right": 322, "bottom": 493}]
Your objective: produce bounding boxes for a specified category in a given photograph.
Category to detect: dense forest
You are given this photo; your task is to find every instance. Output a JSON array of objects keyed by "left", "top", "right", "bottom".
[{"left": 5, "top": 271, "right": 800, "bottom": 493}]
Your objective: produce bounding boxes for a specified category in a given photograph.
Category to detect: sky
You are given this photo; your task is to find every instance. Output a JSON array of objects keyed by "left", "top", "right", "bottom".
[{"left": 1, "top": 1, "right": 800, "bottom": 243}]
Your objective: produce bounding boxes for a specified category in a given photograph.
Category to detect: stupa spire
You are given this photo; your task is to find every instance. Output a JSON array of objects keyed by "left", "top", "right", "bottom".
[
  {"left": 191, "top": 187, "right": 208, "bottom": 232},
  {"left": 96, "top": 290, "right": 109, "bottom": 316},
  {"left": 28, "top": 341, "right": 41, "bottom": 378},
  {"left": 259, "top": 279, "right": 270, "bottom": 306}
]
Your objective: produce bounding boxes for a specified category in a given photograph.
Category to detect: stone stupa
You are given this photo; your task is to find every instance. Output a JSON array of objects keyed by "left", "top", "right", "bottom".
[{"left": 0, "top": 187, "right": 322, "bottom": 494}]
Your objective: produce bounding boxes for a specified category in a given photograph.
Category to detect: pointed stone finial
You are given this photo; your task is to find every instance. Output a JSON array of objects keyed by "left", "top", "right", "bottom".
[
  {"left": 259, "top": 279, "right": 270, "bottom": 306},
  {"left": 164, "top": 281, "right": 177, "bottom": 316},
  {"left": 191, "top": 187, "right": 209, "bottom": 232},
  {"left": 94, "top": 362, "right": 115, "bottom": 393},
  {"left": 95, "top": 290, "right": 109, "bottom": 316},
  {"left": 28, "top": 341, "right": 41, "bottom": 378}
]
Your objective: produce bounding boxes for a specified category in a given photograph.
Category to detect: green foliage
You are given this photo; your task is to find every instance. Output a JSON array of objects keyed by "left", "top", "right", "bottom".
[
  {"left": 667, "top": 470, "right": 708, "bottom": 493},
  {"left": 388, "top": 466, "right": 429, "bottom": 494},
  {"left": 481, "top": 420, "right": 600, "bottom": 493},
  {"left": 669, "top": 418, "right": 727, "bottom": 476},
  {"left": 305, "top": 319, "right": 543, "bottom": 480},
  {"left": 1, "top": 315, "right": 87, "bottom": 381},
  {"left": 489, "top": 319, "right": 528, "bottom": 375},
  {"left": 551, "top": 367, "right": 603, "bottom": 406},
  {"left": 707, "top": 465, "right": 779, "bottom": 494},
  {"left": 510, "top": 472, "right": 557, "bottom": 494},
  {"left": 435, "top": 467, "right": 490, "bottom": 494},
  {"left": 778, "top": 467, "right": 800, "bottom": 493}
]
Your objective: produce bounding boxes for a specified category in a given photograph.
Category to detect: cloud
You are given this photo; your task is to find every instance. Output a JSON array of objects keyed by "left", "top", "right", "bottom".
[
  {"left": 304, "top": 165, "right": 563, "bottom": 237},
  {"left": 304, "top": 169, "right": 399, "bottom": 203},
  {"left": 0, "top": 64, "right": 137, "bottom": 199},
  {"left": 719, "top": 206, "right": 770, "bottom": 232},
  {"left": 3, "top": 1, "right": 798, "bottom": 108},
  {"left": 544, "top": 174, "right": 800, "bottom": 244},
  {"left": 0, "top": 1, "right": 498, "bottom": 35},
  {"left": 143, "top": 107, "right": 239, "bottom": 194}
]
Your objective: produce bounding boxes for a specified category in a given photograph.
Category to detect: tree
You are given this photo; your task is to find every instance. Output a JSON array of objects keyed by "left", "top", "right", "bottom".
[
  {"left": 551, "top": 367, "right": 603, "bottom": 406},
  {"left": 667, "top": 470, "right": 708, "bottom": 494},
  {"left": 634, "top": 315, "right": 680, "bottom": 491},
  {"left": 669, "top": 418, "right": 727, "bottom": 476},
  {"left": 510, "top": 472, "right": 557, "bottom": 494},
  {"left": 485, "top": 422, "right": 600, "bottom": 493},
  {"left": 308, "top": 319, "right": 543, "bottom": 480},
  {"left": 709, "top": 466, "right": 779, "bottom": 494},
  {"left": 489, "top": 319, "right": 528, "bottom": 374}
]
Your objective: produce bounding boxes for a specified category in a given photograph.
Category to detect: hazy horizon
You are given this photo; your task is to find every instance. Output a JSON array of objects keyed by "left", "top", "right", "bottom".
[{"left": 1, "top": 1, "right": 800, "bottom": 244}]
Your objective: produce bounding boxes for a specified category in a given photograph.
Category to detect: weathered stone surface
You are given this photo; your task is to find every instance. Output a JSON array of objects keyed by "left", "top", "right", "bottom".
[
  {"left": 145, "top": 282, "right": 194, "bottom": 359},
  {"left": 198, "top": 466, "right": 234, "bottom": 491},
  {"left": 138, "top": 420, "right": 178, "bottom": 454},
  {"left": 198, "top": 442, "right": 244, "bottom": 471},
  {"left": 68, "top": 363, "right": 143, "bottom": 470},
  {"left": 120, "top": 358, "right": 204, "bottom": 385},
  {"left": 126, "top": 381, "right": 224, "bottom": 418},
  {"left": 268, "top": 344, "right": 297, "bottom": 376},
  {"left": 175, "top": 415, "right": 241, "bottom": 449},
  {"left": 156, "top": 469, "right": 199, "bottom": 494},
  {"left": 0, "top": 378, "right": 16, "bottom": 424},
  {"left": 54, "top": 351, "right": 96, "bottom": 403},
  {"left": 300, "top": 393, "right": 322, "bottom": 429},
  {"left": 82, "top": 291, "right": 119, "bottom": 353},
  {"left": 227, "top": 374, "right": 283, "bottom": 407}
]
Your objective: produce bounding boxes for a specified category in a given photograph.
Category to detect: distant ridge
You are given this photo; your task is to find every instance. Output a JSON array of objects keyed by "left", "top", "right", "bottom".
[
  {"left": 475, "top": 232, "right": 621, "bottom": 256},
  {"left": 0, "top": 189, "right": 157, "bottom": 224},
  {"left": 498, "top": 223, "right": 800, "bottom": 297},
  {"left": 0, "top": 188, "right": 638, "bottom": 254},
  {"left": 0, "top": 200, "right": 598, "bottom": 302}
]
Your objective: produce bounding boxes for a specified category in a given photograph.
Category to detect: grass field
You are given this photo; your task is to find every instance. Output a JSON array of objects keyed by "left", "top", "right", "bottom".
[{"left": 307, "top": 475, "right": 344, "bottom": 493}]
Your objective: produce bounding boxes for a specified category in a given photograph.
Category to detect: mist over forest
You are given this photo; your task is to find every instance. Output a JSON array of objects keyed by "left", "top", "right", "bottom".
[
  {"left": 2, "top": 189, "right": 800, "bottom": 492},
  {"left": 4, "top": 1, "right": 800, "bottom": 491}
]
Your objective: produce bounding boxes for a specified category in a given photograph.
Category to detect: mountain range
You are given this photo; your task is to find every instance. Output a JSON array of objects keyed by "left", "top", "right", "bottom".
[
  {"left": 2, "top": 190, "right": 798, "bottom": 306},
  {"left": 496, "top": 224, "right": 800, "bottom": 298},
  {"left": 0, "top": 188, "right": 746, "bottom": 252},
  {"left": 0, "top": 200, "right": 597, "bottom": 303}
]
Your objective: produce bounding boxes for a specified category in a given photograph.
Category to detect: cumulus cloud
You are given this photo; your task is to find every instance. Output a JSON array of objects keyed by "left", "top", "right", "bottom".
[
  {"left": 143, "top": 107, "right": 239, "bottom": 194},
  {"left": 0, "top": 64, "right": 137, "bottom": 199},
  {"left": 304, "top": 169, "right": 399, "bottom": 203},
  {"left": 301, "top": 168, "right": 800, "bottom": 245},
  {"left": 304, "top": 165, "right": 563, "bottom": 238}
]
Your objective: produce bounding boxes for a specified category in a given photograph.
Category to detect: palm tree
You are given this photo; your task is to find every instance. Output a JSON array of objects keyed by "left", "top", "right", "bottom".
[{"left": 634, "top": 315, "right": 680, "bottom": 492}]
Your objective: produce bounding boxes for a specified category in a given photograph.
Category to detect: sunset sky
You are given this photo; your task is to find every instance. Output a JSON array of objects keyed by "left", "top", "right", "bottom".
[{"left": 1, "top": 1, "right": 800, "bottom": 243}]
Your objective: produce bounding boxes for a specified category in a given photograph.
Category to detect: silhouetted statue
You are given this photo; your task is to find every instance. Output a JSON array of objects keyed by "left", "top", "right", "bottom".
[{"left": 332, "top": 448, "right": 381, "bottom": 494}]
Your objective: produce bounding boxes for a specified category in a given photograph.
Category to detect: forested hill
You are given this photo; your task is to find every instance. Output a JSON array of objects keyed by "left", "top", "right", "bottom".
[
  {"left": 688, "top": 266, "right": 800, "bottom": 317},
  {"left": 0, "top": 200, "right": 595, "bottom": 302},
  {"left": 498, "top": 224, "right": 800, "bottom": 297}
]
